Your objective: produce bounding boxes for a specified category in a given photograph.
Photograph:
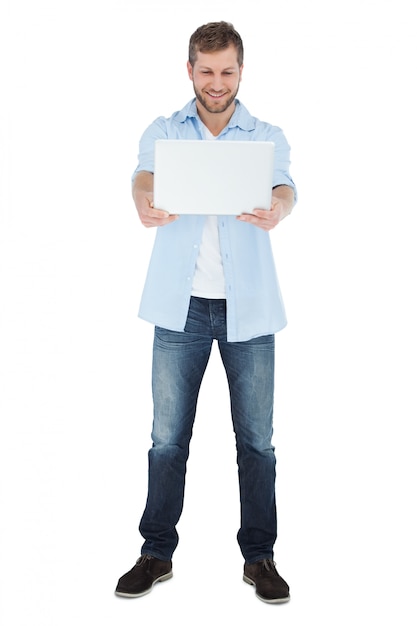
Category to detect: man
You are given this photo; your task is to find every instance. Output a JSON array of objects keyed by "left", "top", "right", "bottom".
[{"left": 115, "top": 21, "right": 297, "bottom": 604}]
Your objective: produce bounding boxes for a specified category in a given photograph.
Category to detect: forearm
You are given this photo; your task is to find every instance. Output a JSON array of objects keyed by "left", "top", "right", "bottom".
[
  {"left": 132, "top": 171, "right": 154, "bottom": 207},
  {"left": 272, "top": 185, "right": 295, "bottom": 222}
]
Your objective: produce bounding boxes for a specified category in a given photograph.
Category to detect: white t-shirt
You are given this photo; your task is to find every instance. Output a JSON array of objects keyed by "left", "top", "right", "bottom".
[{"left": 191, "top": 127, "right": 226, "bottom": 298}]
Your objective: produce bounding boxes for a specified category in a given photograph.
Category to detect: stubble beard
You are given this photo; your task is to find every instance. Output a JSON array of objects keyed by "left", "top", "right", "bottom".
[{"left": 194, "top": 86, "right": 239, "bottom": 115}]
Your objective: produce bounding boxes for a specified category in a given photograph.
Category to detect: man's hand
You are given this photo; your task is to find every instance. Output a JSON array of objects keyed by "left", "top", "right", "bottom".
[
  {"left": 133, "top": 171, "right": 178, "bottom": 228},
  {"left": 236, "top": 185, "right": 295, "bottom": 231},
  {"left": 138, "top": 199, "right": 179, "bottom": 228}
]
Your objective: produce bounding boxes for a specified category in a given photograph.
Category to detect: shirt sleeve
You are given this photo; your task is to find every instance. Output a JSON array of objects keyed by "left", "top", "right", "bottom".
[
  {"left": 131, "top": 117, "right": 168, "bottom": 181},
  {"left": 268, "top": 126, "right": 298, "bottom": 203}
]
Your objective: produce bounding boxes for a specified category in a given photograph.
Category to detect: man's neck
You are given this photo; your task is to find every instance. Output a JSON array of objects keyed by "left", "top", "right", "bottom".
[{"left": 196, "top": 101, "right": 236, "bottom": 137}]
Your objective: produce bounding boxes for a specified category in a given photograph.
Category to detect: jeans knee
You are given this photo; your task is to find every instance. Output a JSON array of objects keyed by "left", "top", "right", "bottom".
[
  {"left": 236, "top": 434, "right": 276, "bottom": 464},
  {"left": 149, "top": 442, "right": 189, "bottom": 470}
]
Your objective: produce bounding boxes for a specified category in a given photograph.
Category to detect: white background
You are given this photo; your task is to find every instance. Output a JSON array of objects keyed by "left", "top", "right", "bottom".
[{"left": 1, "top": 0, "right": 416, "bottom": 623}]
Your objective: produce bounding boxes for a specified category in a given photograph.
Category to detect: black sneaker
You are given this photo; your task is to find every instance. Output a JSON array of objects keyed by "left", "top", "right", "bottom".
[
  {"left": 115, "top": 554, "right": 173, "bottom": 598},
  {"left": 243, "top": 559, "right": 290, "bottom": 604}
]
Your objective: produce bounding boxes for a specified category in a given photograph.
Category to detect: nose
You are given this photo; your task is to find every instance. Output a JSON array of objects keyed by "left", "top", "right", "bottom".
[{"left": 211, "top": 73, "right": 223, "bottom": 91}]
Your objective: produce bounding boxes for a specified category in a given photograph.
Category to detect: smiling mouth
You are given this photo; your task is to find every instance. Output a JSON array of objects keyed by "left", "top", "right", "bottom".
[{"left": 206, "top": 91, "right": 226, "bottom": 99}]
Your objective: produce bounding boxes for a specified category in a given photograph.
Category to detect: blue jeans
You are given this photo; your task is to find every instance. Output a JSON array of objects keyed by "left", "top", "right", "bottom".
[{"left": 139, "top": 297, "right": 277, "bottom": 564}]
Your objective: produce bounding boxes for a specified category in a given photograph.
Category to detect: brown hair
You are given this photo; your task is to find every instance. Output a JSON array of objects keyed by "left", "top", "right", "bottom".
[{"left": 188, "top": 21, "right": 244, "bottom": 67}]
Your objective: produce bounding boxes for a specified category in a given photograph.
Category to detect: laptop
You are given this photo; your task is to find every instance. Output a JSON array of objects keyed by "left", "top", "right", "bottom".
[{"left": 153, "top": 139, "right": 274, "bottom": 215}]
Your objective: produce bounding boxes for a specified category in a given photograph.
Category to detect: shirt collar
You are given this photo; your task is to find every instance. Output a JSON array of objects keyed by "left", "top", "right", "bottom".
[{"left": 177, "top": 98, "right": 256, "bottom": 132}]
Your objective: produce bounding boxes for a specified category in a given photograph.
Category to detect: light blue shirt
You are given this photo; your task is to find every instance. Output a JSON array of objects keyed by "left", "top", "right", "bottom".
[{"left": 134, "top": 99, "right": 297, "bottom": 342}]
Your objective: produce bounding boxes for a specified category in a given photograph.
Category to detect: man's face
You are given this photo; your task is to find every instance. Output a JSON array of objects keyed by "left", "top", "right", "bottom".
[{"left": 187, "top": 45, "right": 243, "bottom": 115}]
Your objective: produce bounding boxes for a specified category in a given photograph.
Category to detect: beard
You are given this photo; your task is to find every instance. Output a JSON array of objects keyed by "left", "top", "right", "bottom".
[{"left": 193, "top": 84, "right": 240, "bottom": 114}]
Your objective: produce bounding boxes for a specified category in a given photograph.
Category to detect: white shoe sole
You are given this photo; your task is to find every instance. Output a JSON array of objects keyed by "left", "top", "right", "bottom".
[{"left": 115, "top": 571, "right": 173, "bottom": 598}]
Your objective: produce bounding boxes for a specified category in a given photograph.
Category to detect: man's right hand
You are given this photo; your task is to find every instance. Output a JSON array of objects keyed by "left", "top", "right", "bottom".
[
  {"left": 138, "top": 198, "right": 179, "bottom": 228},
  {"left": 133, "top": 171, "right": 178, "bottom": 228}
]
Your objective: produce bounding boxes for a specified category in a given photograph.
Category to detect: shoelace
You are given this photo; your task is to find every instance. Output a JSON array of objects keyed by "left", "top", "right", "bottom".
[
  {"left": 136, "top": 555, "right": 153, "bottom": 566},
  {"left": 261, "top": 559, "right": 277, "bottom": 572}
]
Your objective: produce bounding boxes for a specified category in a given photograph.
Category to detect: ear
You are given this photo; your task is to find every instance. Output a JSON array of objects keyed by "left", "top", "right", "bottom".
[
  {"left": 187, "top": 61, "right": 193, "bottom": 80},
  {"left": 239, "top": 63, "right": 244, "bottom": 81}
]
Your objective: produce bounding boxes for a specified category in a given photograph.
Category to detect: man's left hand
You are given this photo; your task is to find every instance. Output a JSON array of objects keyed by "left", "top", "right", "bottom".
[{"left": 237, "top": 197, "right": 285, "bottom": 231}]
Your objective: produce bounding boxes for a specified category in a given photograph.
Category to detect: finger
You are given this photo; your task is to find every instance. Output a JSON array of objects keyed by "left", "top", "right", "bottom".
[
  {"left": 237, "top": 214, "right": 267, "bottom": 227},
  {"left": 147, "top": 206, "right": 171, "bottom": 219},
  {"left": 143, "top": 213, "right": 179, "bottom": 228},
  {"left": 237, "top": 214, "right": 275, "bottom": 231},
  {"left": 252, "top": 207, "right": 277, "bottom": 219}
]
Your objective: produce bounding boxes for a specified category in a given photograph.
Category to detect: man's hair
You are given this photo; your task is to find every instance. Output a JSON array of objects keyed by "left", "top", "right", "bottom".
[{"left": 188, "top": 21, "right": 244, "bottom": 67}]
